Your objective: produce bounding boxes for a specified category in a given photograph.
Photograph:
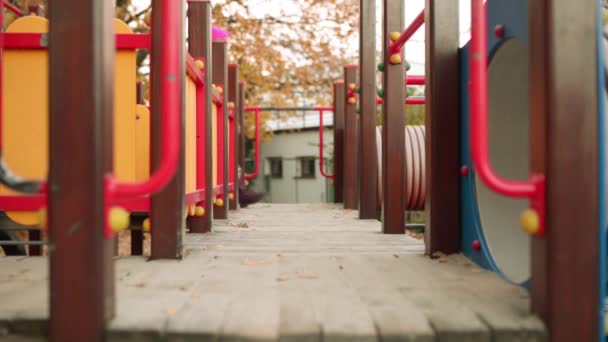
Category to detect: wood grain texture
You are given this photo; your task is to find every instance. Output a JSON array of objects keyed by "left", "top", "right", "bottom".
[
  {"left": 333, "top": 82, "right": 345, "bottom": 204},
  {"left": 0, "top": 204, "right": 545, "bottom": 340},
  {"left": 424, "top": 0, "right": 461, "bottom": 255},
  {"left": 343, "top": 66, "right": 359, "bottom": 210}
]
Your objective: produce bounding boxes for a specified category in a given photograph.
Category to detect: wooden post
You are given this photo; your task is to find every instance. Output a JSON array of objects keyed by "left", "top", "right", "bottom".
[
  {"left": 213, "top": 41, "right": 229, "bottom": 219},
  {"left": 238, "top": 81, "right": 246, "bottom": 188},
  {"left": 381, "top": 0, "right": 406, "bottom": 234},
  {"left": 187, "top": 0, "right": 213, "bottom": 233},
  {"left": 333, "top": 81, "right": 345, "bottom": 203},
  {"left": 358, "top": 0, "right": 377, "bottom": 219},
  {"left": 131, "top": 81, "right": 145, "bottom": 255},
  {"left": 48, "top": 0, "right": 114, "bottom": 339},
  {"left": 424, "top": 0, "right": 460, "bottom": 254},
  {"left": 529, "top": 1, "right": 600, "bottom": 340},
  {"left": 343, "top": 65, "right": 359, "bottom": 210},
  {"left": 228, "top": 64, "right": 239, "bottom": 210},
  {"left": 151, "top": 0, "right": 185, "bottom": 258}
]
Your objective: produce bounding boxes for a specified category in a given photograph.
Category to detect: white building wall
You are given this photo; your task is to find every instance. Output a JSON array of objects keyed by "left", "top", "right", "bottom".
[{"left": 250, "top": 129, "right": 334, "bottom": 203}]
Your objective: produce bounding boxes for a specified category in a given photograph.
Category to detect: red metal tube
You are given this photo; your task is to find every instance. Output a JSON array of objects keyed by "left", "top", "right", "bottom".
[
  {"left": 3, "top": 1, "right": 23, "bottom": 17},
  {"left": 389, "top": 9, "right": 424, "bottom": 54},
  {"left": 317, "top": 107, "right": 335, "bottom": 179},
  {"left": 112, "top": 0, "right": 180, "bottom": 198},
  {"left": 469, "top": 0, "right": 536, "bottom": 197},
  {"left": 244, "top": 107, "right": 260, "bottom": 180},
  {"left": 406, "top": 98, "right": 425, "bottom": 105},
  {"left": 406, "top": 75, "right": 425, "bottom": 85}
]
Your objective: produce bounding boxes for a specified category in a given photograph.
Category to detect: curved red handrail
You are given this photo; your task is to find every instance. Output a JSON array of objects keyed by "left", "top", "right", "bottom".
[
  {"left": 111, "top": 0, "right": 180, "bottom": 198},
  {"left": 389, "top": 9, "right": 424, "bottom": 55},
  {"left": 244, "top": 107, "right": 260, "bottom": 180},
  {"left": 3, "top": 1, "right": 23, "bottom": 17},
  {"left": 406, "top": 75, "right": 425, "bottom": 85},
  {"left": 469, "top": 0, "right": 544, "bottom": 232},
  {"left": 316, "top": 107, "right": 335, "bottom": 179}
]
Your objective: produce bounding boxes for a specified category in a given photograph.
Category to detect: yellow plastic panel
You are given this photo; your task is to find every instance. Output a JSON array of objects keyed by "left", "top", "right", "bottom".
[
  {"left": 134, "top": 105, "right": 150, "bottom": 181},
  {"left": 212, "top": 103, "right": 218, "bottom": 186},
  {"left": 2, "top": 16, "right": 48, "bottom": 225},
  {"left": 184, "top": 78, "right": 196, "bottom": 194},
  {"left": 114, "top": 19, "right": 137, "bottom": 183}
]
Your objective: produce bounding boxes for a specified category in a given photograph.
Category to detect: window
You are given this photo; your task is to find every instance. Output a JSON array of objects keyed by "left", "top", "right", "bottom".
[
  {"left": 268, "top": 157, "right": 283, "bottom": 178},
  {"left": 299, "top": 157, "right": 316, "bottom": 179}
]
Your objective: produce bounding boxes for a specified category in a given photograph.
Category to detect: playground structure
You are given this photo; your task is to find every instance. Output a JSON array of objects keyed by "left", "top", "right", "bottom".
[{"left": 0, "top": 0, "right": 604, "bottom": 341}]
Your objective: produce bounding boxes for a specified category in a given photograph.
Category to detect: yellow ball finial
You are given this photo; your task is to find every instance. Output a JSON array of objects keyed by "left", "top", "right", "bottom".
[
  {"left": 229, "top": 193, "right": 234, "bottom": 200},
  {"left": 216, "top": 86, "right": 223, "bottom": 94},
  {"left": 109, "top": 207, "right": 130, "bottom": 234},
  {"left": 348, "top": 97, "right": 357, "bottom": 105},
  {"left": 195, "top": 60, "right": 205, "bottom": 69},
  {"left": 143, "top": 218, "right": 151, "bottom": 232},
  {"left": 228, "top": 102, "right": 235, "bottom": 109},
  {"left": 520, "top": 209, "right": 540, "bottom": 235},
  {"left": 390, "top": 32, "right": 401, "bottom": 42},
  {"left": 38, "top": 208, "right": 47, "bottom": 229},
  {"left": 390, "top": 54, "right": 402, "bottom": 65},
  {"left": 348, "top": 83, "right": 356, "bottom": 91},
  {"left": 195, "top": 206, "right": 205, "bottom": 217},
  {"left": 215, "top": 198, "right": 224, "bottom": 207}
]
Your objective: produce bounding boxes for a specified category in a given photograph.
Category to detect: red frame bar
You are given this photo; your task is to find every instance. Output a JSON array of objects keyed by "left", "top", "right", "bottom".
[
  {"left": 3, "top": 1, "right": 22, "bottom": 17},
  {"left": 317, "top": 107, "right": 335, "bottom": 179},
  {"left": 243, "top": 107, "right": 260, "bottom": 180},
  {"left": 389, "top": 9, "right": 424, "bottom": 55},
  {"left": 0, "top": 33, "right": 152, "bottom": 50},
  {"left": 406, "top": 97, "right": 425, "bottom": 105},
  {"left": 469, "top": 0, "right": 545, "bottom": 234},
  {"left": 406, "top": 75, "right": 425, "bottom": 85},
  {"left": 110, "top": 0, "right": 180, "bottom": 199}
]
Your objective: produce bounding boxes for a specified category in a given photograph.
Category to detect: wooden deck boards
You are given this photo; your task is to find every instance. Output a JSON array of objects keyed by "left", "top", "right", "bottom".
[{"left": 0, "top": 204, "right": 545, "bottom": 341}]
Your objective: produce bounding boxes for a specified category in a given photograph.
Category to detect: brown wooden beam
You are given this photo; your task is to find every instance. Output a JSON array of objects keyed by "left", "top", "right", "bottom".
[
  {"left": 358, "top": 0, "right": 378, "bottom": 219},
  {"left": 187, "top": 0, "right": 213, "bottom": 233},
  {"left": 48, "top": 0, "right": 114, "bottom": 339},
  {"left": 529, "top": 0, "right": 600, "bottom": 340},
  {"left": 238, "top": 81, "right": 245, "bottom": 187},
  {"left": 228, "top": 64, "right": 239, "bottom": 210},
  {"left": 151, "top": 0, "right": 185, "bottom": 259},
  {"left": 333, "top": 81, "right": 345, "bottom": 204},
  {"left": 424, "top": 0, "right": 460, "bottom": 254},
  {"left": 381, "top": 0, "right": 405, "bottom": 234},
  {"left": 343, "top": 65, "right": 359, "bottom": 210},
  {"left": 213, "top": 41, "right": 229, "bottom": 219}
]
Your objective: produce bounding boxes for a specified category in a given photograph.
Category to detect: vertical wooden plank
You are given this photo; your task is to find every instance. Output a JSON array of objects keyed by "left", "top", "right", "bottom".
[
  {"left": 187, "top": 0, "right": 213, "bottom": 233},
  {"left": 381, "top": 0, "right": 405, "bottom": 234},
  {"left": 131, "top": 81, "right": 145, "bottom": 255},
  {"left": 228, "top": 64, "right": 239, "bottom": 210},
  {"left": 530, "top": 1, "right": 600, "bottom": 340},
  {"left": 238, "top": 81, "right": 246, "bottom": 187},
  {"left": 213, "top": 41, "right": 229, "bottom": 219},
  {"left": 358, "top": 0, "right": 377, "bottom": 219},
  {"left": 343, "top": 65, "right": 359, "bottom": 210},
  {"left": 333, "top": 81, "right": 345, "bottom": 204},
  {"left": 151, "top": 0, "right": 185, "bottom": 259},
  {"left": 424, "top": 0, "right": 460, "bottom": 254},
  {"left": 48, "top": 0, "right": 114, "bottom": 339}
]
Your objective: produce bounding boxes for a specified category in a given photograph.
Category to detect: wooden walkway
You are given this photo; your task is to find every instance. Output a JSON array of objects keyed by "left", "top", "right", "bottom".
[{"left": 0, "top": 204, "right": 545, "bottom": 341}]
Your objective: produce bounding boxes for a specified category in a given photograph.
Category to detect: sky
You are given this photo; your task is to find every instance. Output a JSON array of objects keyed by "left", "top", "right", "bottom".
[{"left": 131, "top": 0, "right": 472, "bottom": 75}]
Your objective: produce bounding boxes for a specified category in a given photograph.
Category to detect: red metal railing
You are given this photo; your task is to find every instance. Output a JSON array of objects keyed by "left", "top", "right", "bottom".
[
  {"left": 3, "top": 1, "right": 22, "bottom": 17},
  {"left": 389, "top": 9, "right": 424, "bottom": 56},
  {"left": 244, "top": 107, "right": 260, "bottom": 180},
  {"left": 406, "top": 75, "right": 425, "bottom": 85},
  {"left": 316, "top": 107, "right": 335, "bottom": 179},
  {"left": 111, "top": 0, "right": 180, "bottom": 199},
  {"left": 469, "top": 0, "right": 545, "bottom": 235}
]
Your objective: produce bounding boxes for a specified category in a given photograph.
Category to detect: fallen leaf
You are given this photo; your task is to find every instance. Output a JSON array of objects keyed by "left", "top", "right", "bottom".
[
  {"left": 191, "top": 292, "right": 201, "bottom": 299},
  {"left": 438, "top": 257, "right": 448, "bottom": 263},
  {"left": 135, "top": 283, "right": 145, "bottom": 288},
  {"left": 242, "top": 258, "right": 257, "bottom": 266},
  {"left": 165, "top": 308, "right": 177, "bottom": 317},
  {"left": 431, "top": 251, "right": 446, "bottom": 259},
  {"left": 276, "top": 276, "right": 289, "bottom": 282}
]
